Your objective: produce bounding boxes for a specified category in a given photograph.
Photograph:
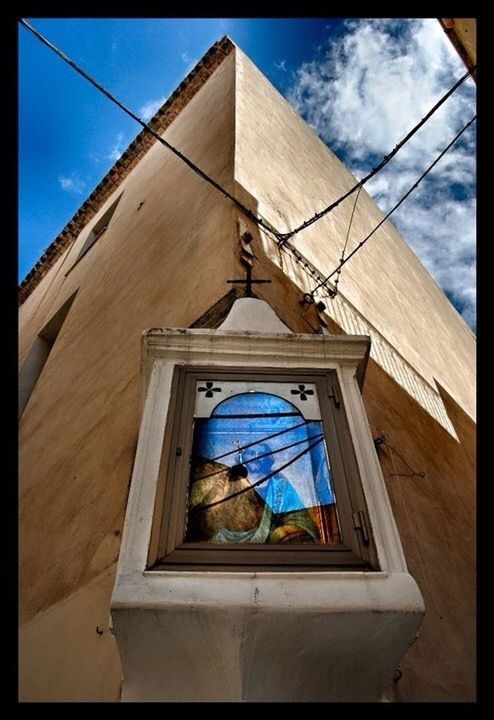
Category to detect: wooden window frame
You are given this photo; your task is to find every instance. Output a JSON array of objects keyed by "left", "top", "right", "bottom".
[{"left": 147, "top": 366, "right": 378, "bottom": 571}]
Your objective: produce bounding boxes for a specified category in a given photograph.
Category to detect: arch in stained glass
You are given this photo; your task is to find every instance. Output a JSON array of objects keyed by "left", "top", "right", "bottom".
[{"left": 185, "top": 389, "right": 341, "bottom": 545}]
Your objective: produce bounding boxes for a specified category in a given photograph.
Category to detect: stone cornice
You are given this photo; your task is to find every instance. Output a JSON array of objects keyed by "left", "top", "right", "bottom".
[
  {"left": 141, "top": 327, "right": 371, "bottom": 397},
  {"left": 19, "top": 36, "right": 235, "bottom": 306}
]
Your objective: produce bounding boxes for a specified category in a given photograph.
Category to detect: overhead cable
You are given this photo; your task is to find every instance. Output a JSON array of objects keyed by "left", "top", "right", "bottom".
[
  {"left": 190, "top": 436, "right": 324, "bottom": 514},
  {"left": 307, "top": 115, "right": 477, "bottom": 299},
  {"left": 331, "top": 185, "right": 363, "bottom": 297},
  {"left": 19, "top": 18, "right": 278, "bottom": 238},
  {"left": 193, "top": 431, "right": 324, "bottom": 483},
  {"left": 276, "top": 63, "right": 476, "bottom": 246},
  {"left": 278, "top": 238, "right": 338, "bottom": 298},
  {"left": 20, "top": 18, "right": 475, "bottom": 250}
]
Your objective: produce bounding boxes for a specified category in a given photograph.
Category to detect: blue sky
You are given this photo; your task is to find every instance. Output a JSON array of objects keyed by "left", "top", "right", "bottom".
[{"left": 19, "top": 18, "right": 476, "bottom": 328}]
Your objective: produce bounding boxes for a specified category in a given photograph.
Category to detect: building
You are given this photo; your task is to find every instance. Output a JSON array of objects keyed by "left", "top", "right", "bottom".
[
  {"left": 439, "top": 18, "right": 476, "bottom": 81},
  {"left": 19, "top": 37, "right": 476, "bottom": 702}
]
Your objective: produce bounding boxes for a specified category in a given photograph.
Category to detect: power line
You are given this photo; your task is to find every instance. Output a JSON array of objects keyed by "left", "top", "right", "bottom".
[
  {"left": 208, "top": 419, "right": 310, "bottom": 462},
  {"left": 276, "top": 63, "right": 476, "bottom": 246},
  {"left": 190, "top": 436, "right": 324, "bottom": 514},
  {"left": 19, "top": 18, "right": 278, "bottom": 239},
  {"left": 24, "top": 7, "right": 335, "bottom": 330},
  {"left": 307, "top": 115, "right": 476, "bottom": 300},
  {"left": 375, "top": 433, "right": 425, "bottom": 478},
  {"left": 331, "top": 185, "right": 363, "bottom": 297},
  {"left": 192, "top": 431, "right": 324, "bottom": 483},
  {"left": 20, "top": 18, "right": 475, "bottom": 254},
  {"left": 280, "top": 241, "right": 336, "bottom": 297}
]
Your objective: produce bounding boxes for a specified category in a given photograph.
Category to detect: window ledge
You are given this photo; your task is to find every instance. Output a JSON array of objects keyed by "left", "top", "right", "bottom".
[{"left": 112, "top": 569, "right": 423, "bottom": 702}]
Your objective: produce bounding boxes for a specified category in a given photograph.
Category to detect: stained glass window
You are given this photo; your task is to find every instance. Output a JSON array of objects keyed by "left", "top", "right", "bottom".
[{"left": 184, "top": 381, "right": 341, "bottom": 545}]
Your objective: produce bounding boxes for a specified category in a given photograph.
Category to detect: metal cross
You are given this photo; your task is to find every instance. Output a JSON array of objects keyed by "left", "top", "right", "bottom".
[
  {"left": 227, "top": 264, "right": 271, "bottom": 297},
  {"left": 233, "top": 440, "right": 244, "bottom": 465}
]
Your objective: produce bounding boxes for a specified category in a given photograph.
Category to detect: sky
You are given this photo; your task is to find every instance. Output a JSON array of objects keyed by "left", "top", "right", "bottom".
[{"left": 18, "top": 18, "right": 476, "bottom": 329}]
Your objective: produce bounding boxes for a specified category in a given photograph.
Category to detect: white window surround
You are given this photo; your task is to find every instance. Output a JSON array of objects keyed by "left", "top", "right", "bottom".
[{"left": 110, "top": 299, "right": 425, "bottom": 702}]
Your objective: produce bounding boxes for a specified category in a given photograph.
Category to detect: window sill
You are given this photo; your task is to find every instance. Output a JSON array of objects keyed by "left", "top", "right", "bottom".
[
  {"left": 151, "top": 542, "right": 371, "bottom": 570},
  {"left": 111, "top": 568, "right": 423, "bottom": 702}
]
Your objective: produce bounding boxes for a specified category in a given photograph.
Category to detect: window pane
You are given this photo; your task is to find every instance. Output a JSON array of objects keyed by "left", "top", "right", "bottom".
[{"left": 184, "top": 388, "right": 341, "bottom": 545}]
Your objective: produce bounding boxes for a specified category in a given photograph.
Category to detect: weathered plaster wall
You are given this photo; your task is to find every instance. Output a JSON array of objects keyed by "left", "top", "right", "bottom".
[
  {"left": 234, "top": 48, "right": 475, "bottom": 423},
  {"left": 232, "top": 50, "right": 475, "bottom": 701},
  {"left": 19, "top": 568, "right": 122, "bottom": 701},
  {"left": 19, "top": 52, "right": 237, "bottom": 700},
  {"left": 362, "top": 360, "right": 475, "bottom": 701},
  {"left": 247, "top": 233, "right": 476, "bottom": 701},
  {"left": 440, "top": 18, "right": 476, "bottom": 77}
]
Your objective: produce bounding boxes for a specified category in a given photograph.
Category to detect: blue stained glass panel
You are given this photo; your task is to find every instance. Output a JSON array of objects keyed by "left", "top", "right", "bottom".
[{"left": 185, "top": 391, "right": 341, "bottom": 545}]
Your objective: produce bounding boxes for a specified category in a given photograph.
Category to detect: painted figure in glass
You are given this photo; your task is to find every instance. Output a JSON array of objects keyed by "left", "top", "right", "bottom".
[{"left": 185, "top": 389, "right": 340, "bottom": 545}]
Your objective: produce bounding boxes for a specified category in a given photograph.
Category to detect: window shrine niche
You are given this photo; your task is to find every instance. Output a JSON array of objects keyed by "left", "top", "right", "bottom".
[{"left": 110, "top": 301, "right": 425, "bottom": 702}]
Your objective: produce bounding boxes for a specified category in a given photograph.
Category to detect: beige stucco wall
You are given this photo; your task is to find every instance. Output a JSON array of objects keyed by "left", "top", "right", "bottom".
[
  {"left": 361, "top": 359, "right": 475, "bottom": 701},
  {"left": 234, "top": 48, "right": 475, "bottom": 423},
  {"left": 440, "top": 18, "right": 476, "bottom": 74},
  {"left": 19, "top": 44, "right": 475, "bottom": 701},
  {"left": 232, "top": 49, "right": 475, "bottom": 700},
  {"left": 19, "top": 51, "right": 237, "bottom": 700},
  {"left": 19, "top": 568, "right": 122, "bottom": 701}
]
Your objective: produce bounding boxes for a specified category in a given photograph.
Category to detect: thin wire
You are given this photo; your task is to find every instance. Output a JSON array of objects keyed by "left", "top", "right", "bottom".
[
  {"left": 209, "top": 419, "right": 310, "bottom": 462},
  {"left": 382, "top": 437, "right": 425, "bottom": 478},
  {"left": 276, "top": 63, "right": 476, "bottom": 246},
  {"left": 20, "top": 18, "right": 475, "bottom": 252},
  {"left": 192, "top": 432, "right": 324, "bottom": 483},
  {"left": 308, "top": 115, "right": 477, "bottom": 298},
  {"left": 262, "top": 223, "right": 339, "bottom": 308},
  {"left": 271, "top": 229, "right": 338, "bottom": 298},
  {"left": 190, "top": 436, "right": 324, "bottom": 513},
  {"left": 19, "top": 18, "right": 277, "bottom": 239},
  {"left": 331, "top": 185, "right": 363, "bottom": 297}
]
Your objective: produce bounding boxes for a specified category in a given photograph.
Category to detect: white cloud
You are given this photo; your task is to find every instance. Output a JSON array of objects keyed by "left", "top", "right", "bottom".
[
  {"left": 58, "top": 172, "right": 86, "bottom": 195},
  {"left": 139, "top": 96, "right": 166, "bottom": 122},
  {"left": 139, "top": 57, "right": 198, "bottom": 125},
  {"left": 182, "top": 53, "right": 199, "bottom": 74},
  {"left": 87, "top": 150, "right": 101, "bottom": 164},
  {"left": 386, "top": 193, "right": 476, "bottom": 329},
  {"left": 107, "top": 132, "right": 126, "bottom": 161},
  {"left": 275, "top": 59, "right": 287, "bottom": 72},
  {"left": 287, "top": 18, "right": 476, "bottom": 328}
]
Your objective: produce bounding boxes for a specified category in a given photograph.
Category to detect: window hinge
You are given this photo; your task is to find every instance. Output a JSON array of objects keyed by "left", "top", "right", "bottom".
[
  {"left": 328, "top": 383, "right": 341, "bottom": 409},
  {"left": 353, "top": 510, "right": 370, "bottom": 546}
]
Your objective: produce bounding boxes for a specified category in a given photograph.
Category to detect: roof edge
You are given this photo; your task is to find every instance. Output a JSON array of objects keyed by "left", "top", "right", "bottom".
[{"left": 19, "top": 35, "right": 235, "bottom": 306}]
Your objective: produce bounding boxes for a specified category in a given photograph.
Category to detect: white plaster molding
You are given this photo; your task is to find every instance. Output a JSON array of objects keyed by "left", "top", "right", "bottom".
[
  {"left": 116, "top": 361, "right": 174, "bottom": 575},
  {"left": 337, "top": 364, "right": 408, "bottom": 573},
  {"left": 141, "top": 328, "right": 371, "bottom": 403},
  {"left": 113, "top": 327, "right": 425, "bottom": 702}
]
